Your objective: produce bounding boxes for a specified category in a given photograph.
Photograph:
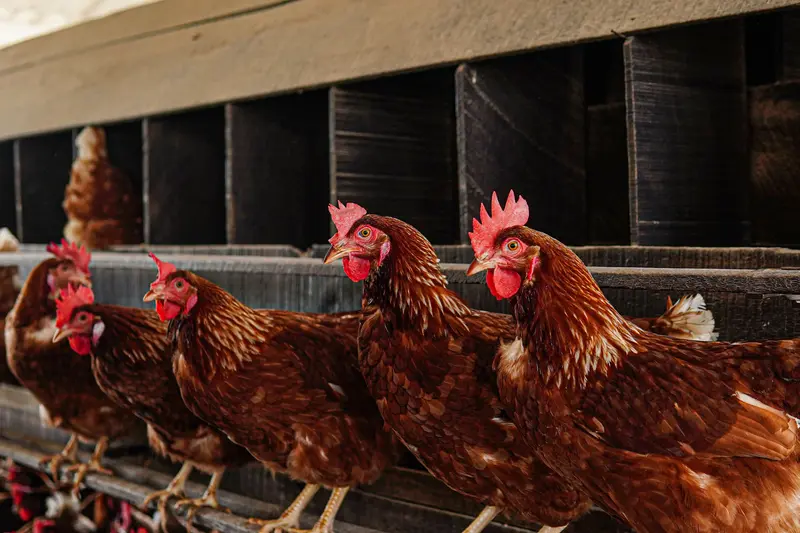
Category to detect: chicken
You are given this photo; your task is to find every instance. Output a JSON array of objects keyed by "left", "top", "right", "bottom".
[
  {"left": 62, "top": 126, "right": 142, "bottom": 249},
  {"left": 0, "top": 227, "right": 22, "bottom": 385},
  {"left": 467, "top": 190, "right": 800, "bottom": 533},
  {"left": 322, "top": 202, "right": 719, "bottom": 533},
  {"left": 142, "top": 254, "right": 400, "bottom": 533},
  {"left": 4, "top": 240, "right": 139, "bottom": 487},
  {"left": 629, "top": 294, "right": 717, "bottom": 342},
  {"left": 52, "top": 285, "right": 253, "bottom": 529}
]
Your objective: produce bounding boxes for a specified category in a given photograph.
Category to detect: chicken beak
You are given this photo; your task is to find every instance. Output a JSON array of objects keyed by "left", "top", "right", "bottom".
[
  {"left": 323, "top": 244, "right": 357, "bottom": 265},
  {"left": 466, "top": 258, "right": 493, "bottom": 276},
  {"left": 142, "top": 286, "right": 160, "bottom": 303},
  {"left": 52, "top": 327, "right": 70, "bottom": 344},
  {"left": 73, "top": 272, "right": 92, "bottom": 289}
]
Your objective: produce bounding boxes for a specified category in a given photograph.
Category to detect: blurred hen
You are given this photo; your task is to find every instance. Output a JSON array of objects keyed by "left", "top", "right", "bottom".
[{"left": 62, "top": 126, "right": 142, "bottom": 249}]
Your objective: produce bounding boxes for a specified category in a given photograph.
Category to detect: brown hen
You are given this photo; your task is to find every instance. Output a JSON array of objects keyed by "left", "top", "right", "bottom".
[
  {"left": 143, "top": 254, "right": 399, "bottom": 533},
  {"left": 52, "top": 285, "right": 253, "bottom": 529},
  {"left": 62, "top": 126, "right": 142, "bottom": 249},
  {"left": 468, "top": 191, "right": 800, "bottom": 533},
  {"left": 323, "top": 202, "right": 718, "bottom": 533},
  {"left": 4, "top": 240, "right": 139, "bottom": 487}
]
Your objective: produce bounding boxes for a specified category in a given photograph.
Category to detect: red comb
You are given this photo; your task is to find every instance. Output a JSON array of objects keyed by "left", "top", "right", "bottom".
[
  {"left": 468, "top": 190, "right": 529, "bottom": 257},
  {"left": 328, "top": 201, "right": 367, "bottom": 243},
  {"left": 55, "top": 284, "right": 94, "bottom": 328},
  {"left": 46, "top": 239, "right": 91, "bottom": 274},
  {"left": 149, "top": 252, "right": 177, "bottom": 283}
]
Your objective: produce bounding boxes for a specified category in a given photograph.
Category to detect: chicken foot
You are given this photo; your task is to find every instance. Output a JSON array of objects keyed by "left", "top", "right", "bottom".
[
  {"left": 143, "top": 462, "right": 193, "bottom": 533},
  {"left": 249, "top": 483, "right": 320, "bottom": 532},
  {"left": 462, "top": 506, "right": 500, "bottom": 533},
  {"left": 286, "top": 486, "right": 350, "bottom": 533},
  {"left": 175, "top": 471, "right": 230, "bottom": 532},
  {"left": 65, "top": 436, "right": 112, "bottom": 490},
  {"left": 38, "top": 434, "right": 79, "bottom": 480}
]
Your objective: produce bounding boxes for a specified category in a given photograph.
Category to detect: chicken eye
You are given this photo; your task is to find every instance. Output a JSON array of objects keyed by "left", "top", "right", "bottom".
[
  {"left": 505, "top": 239, "right": 521, "bottom": 253},
  {"left": 77, "top": 312, "right": 88, "bottom": 323},
  {"left": 174, "top": 280, "right": 185, "bottom": 290},
  {"left": 358, "top": 227, "right": 372, "bottom": 239}
]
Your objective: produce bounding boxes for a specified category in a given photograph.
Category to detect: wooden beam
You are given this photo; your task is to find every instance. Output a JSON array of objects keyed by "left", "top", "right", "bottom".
[
  {"left": 625, "top": 21, "right": 750, "bottom": 245},
  {"left": 330, "top": 71, "right": 458, "bottom": 245},
  {"left": 0, "top": 0, "right": 796, "bottom": 140},
  {"left": 456, "top": 49, "right": 586, "bottom": 244},
  {"left": 143, "top": 109, "right": 226, "bottom": 245},
  {"left": 225, "top": 92, "right": 328, "bottom": 247},
  {"left": 13, "top": 133, "right": 73, "bottom": 243}
]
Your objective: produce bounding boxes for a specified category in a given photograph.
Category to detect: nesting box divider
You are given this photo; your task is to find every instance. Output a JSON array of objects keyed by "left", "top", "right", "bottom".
[
  {"left": 13, "top": 132, "right": 73, "bottom": 243},
  {"left": 143, "top": 108, "right": 226, "bottom": 245},
  {"left": 225, "top": 92, "right": 329, "bottom": 247},
  {"left": 624, "top": 21, "right": 750, "bottom": 246},
  {"left": 329, "top": 70, "right": 458, "bottom": 245},
  {"left": 0, "top": 143, "right": 15, "bottom": 234},
  {"left": 455, "top": 49, "right": 586, "bottom": 245}
]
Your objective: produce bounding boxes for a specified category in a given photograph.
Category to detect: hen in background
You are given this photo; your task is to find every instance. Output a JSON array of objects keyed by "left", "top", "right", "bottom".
[
  {"left": 5, "top": 240, "right": 139, "bottom": 487},
  {"left": 324, "top": 203, "right": 718, "bottom": 533},
  {"left": 0, "top": 228, "right": 21, "bottom": 385},
  {"left": 62, "top": 126, "right": 142, "bottom": 249},
  {"left": 53, "top": 285, "right": 253, "bottom": 530},
  {"left": 144, "top": 254, "right": 401, "bottom": 533},
  {"left": 468, "top": 191, "right": 800, "bottom": 532}
]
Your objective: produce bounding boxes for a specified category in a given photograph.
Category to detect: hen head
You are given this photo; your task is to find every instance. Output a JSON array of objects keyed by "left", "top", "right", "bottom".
[
  {"left": 466, "top": 190, "right": 578, "bottom": 300},
  {"left": 75, "top": 125, "right": 108, "bottom": 160},
  {"left": 53, "top": 285, "right": 103, "bottom": 355},
  {"left": 45, "top": 239, "right": 92, "bottom": 298},
  {"left": 143, "top": 253, "right": 198, "bottom": 321},
  {"left": 323, "top": 201, "right": 391, "bottom": 282}
]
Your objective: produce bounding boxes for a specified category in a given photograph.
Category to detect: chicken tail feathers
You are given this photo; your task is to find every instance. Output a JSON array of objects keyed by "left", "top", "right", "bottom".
[{"left": 658, "top": 294, "right": 718, "bottom": 342}]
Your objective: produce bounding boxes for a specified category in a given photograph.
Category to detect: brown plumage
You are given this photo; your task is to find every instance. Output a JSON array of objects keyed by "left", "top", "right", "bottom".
[
  {"left": 53, "top": 293, "right": 253, "bottom": 527},
  {"left": 323, "top": 206, "right": 718, "bottom": 533},
  {"left": 468, "top": 191, "right": 800, "bottom": 533},
  {"left": 62, "top": 126, "right": 142, "bottom": 249},
  {"left": 143, "top": 257, "right": 399, "bottom": 533},
  {"left": 4, "top": 248, "right": 139, "bottom": 486},
  {"left": 0, "top": 228, "right": 21, "bottom": 385}
]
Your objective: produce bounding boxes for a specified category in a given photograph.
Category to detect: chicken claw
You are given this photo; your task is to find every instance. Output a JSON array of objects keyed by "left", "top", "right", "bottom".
[
  {"left": 65, "top": 436, "right": 112, "bottom": 490},
  {"left": 249, "top": 483, "right": 320, "bottom": 532},
  {"left": 174, "top": 472, "right": 229, "bottom": 532},
  {"left": 38, "top": 434, "right": 79, "bottom": 480},
  {"left": 284, "top": 487, "right": 350, "bottom": 533},
  {"left": 143, "top": 462, "right": 193, "bottom": 533}
]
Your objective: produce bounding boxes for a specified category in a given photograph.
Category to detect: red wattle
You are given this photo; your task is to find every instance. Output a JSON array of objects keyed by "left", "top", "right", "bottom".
[
  {"left": 68, "top": 335, "right": 92, "bottom": 356},
  {"left": 488, "top": 267, "right": 522, "bottom": 300},
  {"left": 155, "top": 300, "right": 181, "bottom": 321},
  {"left": 343, "top": 256, "right": 371, "bottom": 282},
  {"left": 18, "top": 507, "right": 32, "bottom": 521}
]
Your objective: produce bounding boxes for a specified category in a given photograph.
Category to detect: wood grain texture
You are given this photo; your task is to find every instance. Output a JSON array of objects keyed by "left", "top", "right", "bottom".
[
  {"left": 13, "top": 132, "right": 73, "bottom": 243},
  {"left": 0, "top": 0, "right": 797, "bottom": 140},
  {"left": 0, "top": 143, "right": 15, "bottom": 235},
  {"left": 456, "top": 49, "right": 586, "bottom": 244},
  {"left": 330, "top": 71, "right": 458, "bottom": 244},
  {"left": 143, "top": 108, "right": 226, "bottom": 245},
  {"left": 226, "top": 92, "right": 328, "bottom": 247},
  {"left": 625, "top": 21, "right": 750, "bottom": 245},
  {"left": 783, "top": 10, "right": 800, "bottom": 80},
  {"left": 749, "top": 81, "right": 800, "bottom": 245}
]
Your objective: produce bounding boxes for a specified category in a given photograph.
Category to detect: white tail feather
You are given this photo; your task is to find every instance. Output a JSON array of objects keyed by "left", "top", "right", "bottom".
[
  {"left": 0, "top": 228, "right": 19, "bottom": 252},
  {"left": 661, "top": 294, "right": 718, "bottom": 341}
]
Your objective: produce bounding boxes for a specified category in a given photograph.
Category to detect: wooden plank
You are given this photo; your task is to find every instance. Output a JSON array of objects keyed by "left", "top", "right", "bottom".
[
  {"left": 0, "top": 0, "right": 291, "bottom": 75},
  {"left": 330, "top": 71, "right": 458, "bottom": 245},
  {"left": 13, "top": 132, "right": 73, "bottom": 243},
  {"left": 456, "top": 49, "right": 586, "bottom": 244},
  {"left": 625, "top": 21, "right": 750, "bottom": 245},
  {"left": 143, "top": 108, "right": 226, "bottom": 245},
  {"left": 0, "top": 0, "right": 797, "bottom": 140},
  {"left": 0, "top": 143, "right": 15, "bottom": 234},
  {"left": 226, "top": 92, "right": 328, "bottom": 247},
  {"left": 783, "top": 10, "right": 800, "bottom": 80},
  {"left": 749, "top": 81, "right": 800, "bottom": 245}
]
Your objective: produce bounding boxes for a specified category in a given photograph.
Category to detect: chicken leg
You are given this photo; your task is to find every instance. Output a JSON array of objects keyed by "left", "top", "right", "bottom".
[
  {"left": 38, "top": 434, "right": 78, "bottom": 480},
  {"left": 143, "top": 462, "right": 193, "bottom": 533},
  {"left": 249, "top": 483, "right": 320, "bottom": 532},
  {"left": 286, "top": 486, "right": 350, "bottom": 533},
  {"left": 65, "top": 436, "right": 112, "bottom": 489},
  {"left": 462, "top": 506, "right": 500, "bottom": 533},
  {"left": 175, "top": 470, "right": 230, "bottom": 531}
]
